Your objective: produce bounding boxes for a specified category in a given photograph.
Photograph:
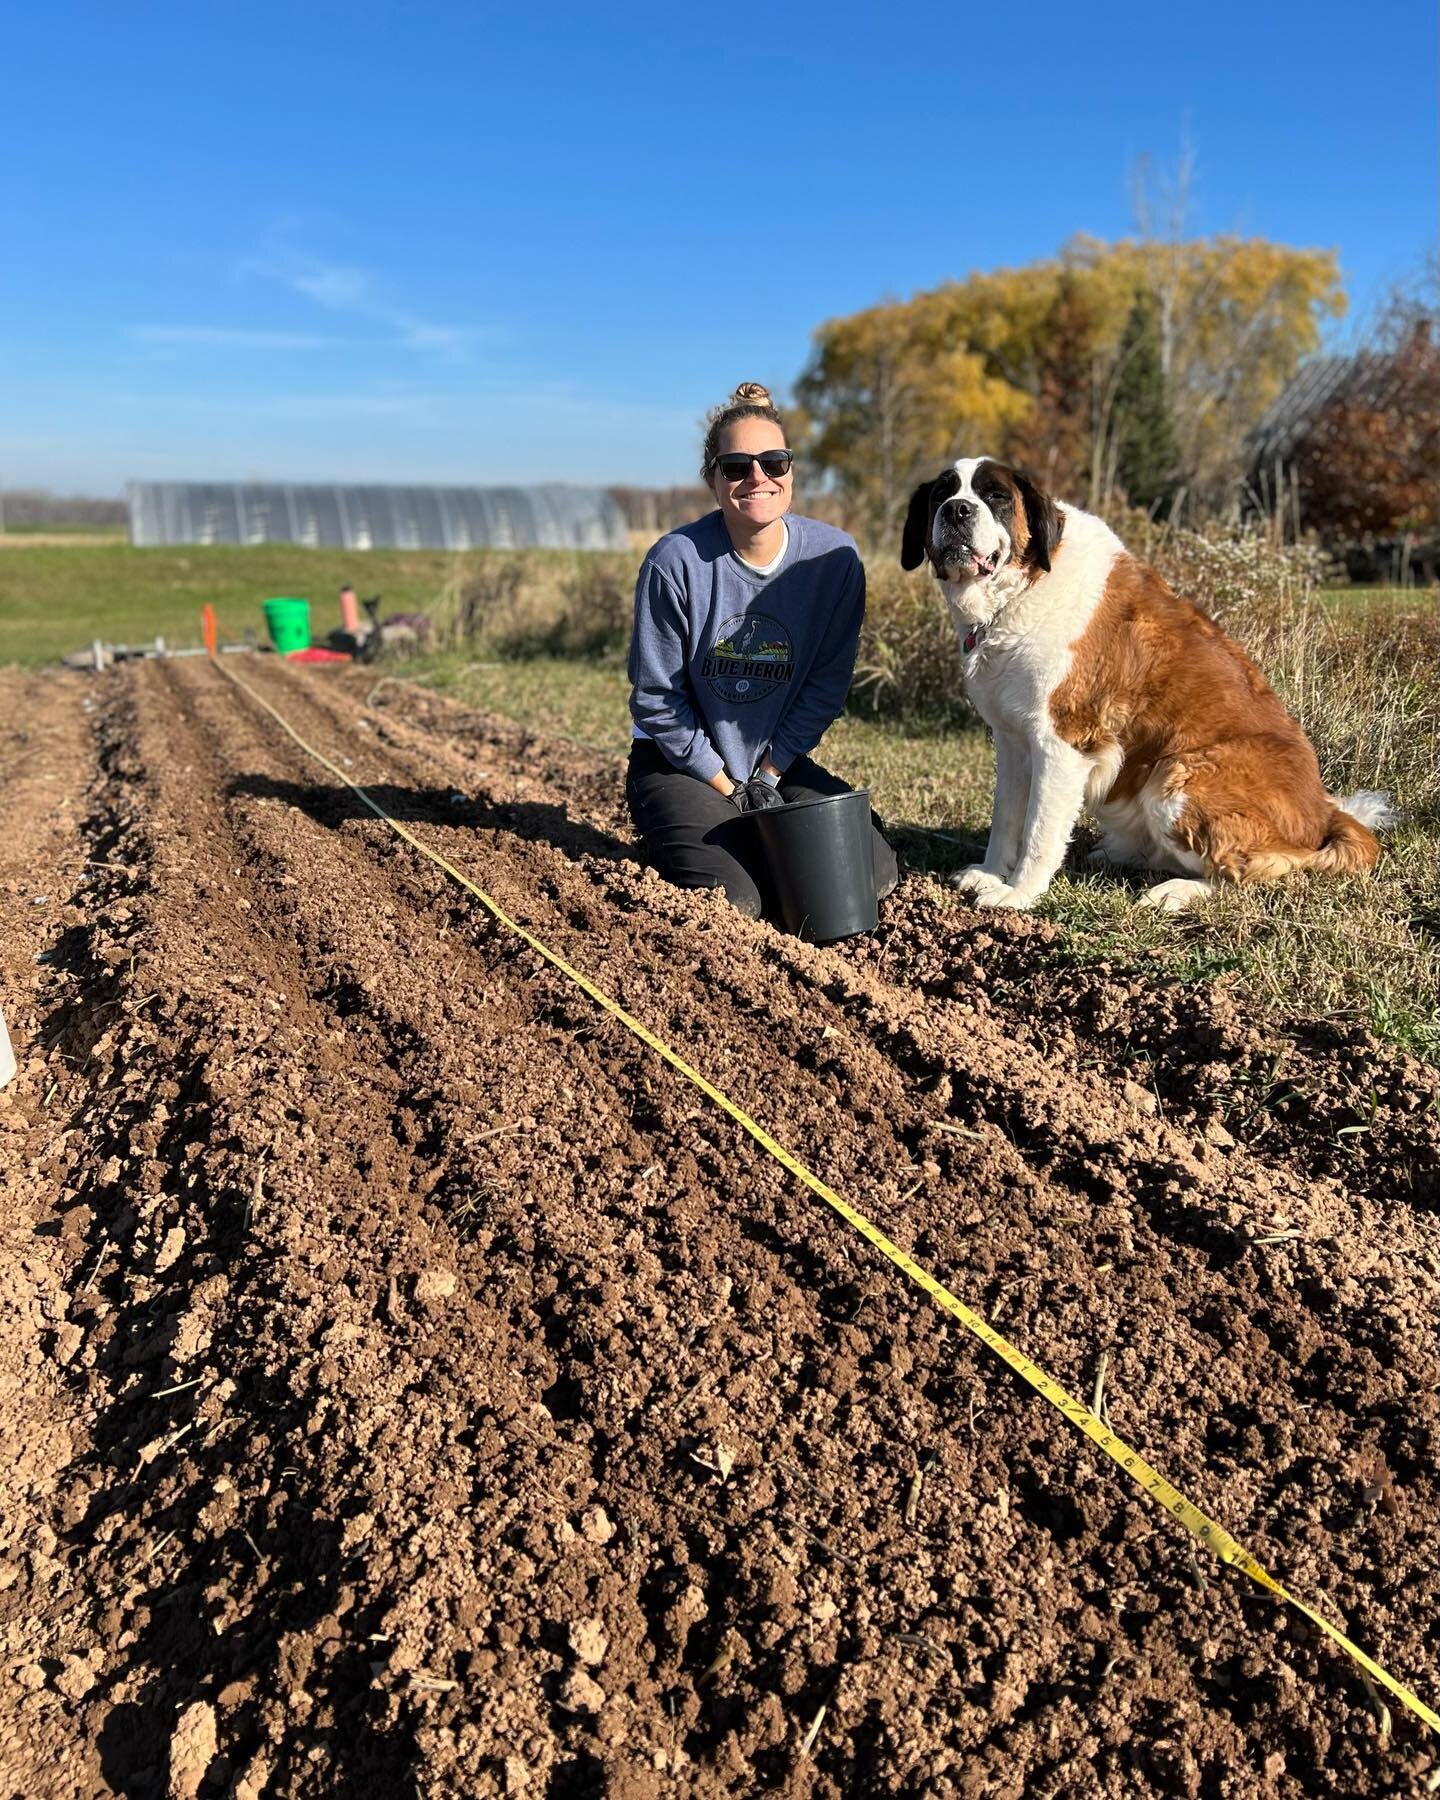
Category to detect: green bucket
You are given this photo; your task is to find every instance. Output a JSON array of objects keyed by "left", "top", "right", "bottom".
[{"left": 263, "top": 597, "right": 311, "bottom": 655}]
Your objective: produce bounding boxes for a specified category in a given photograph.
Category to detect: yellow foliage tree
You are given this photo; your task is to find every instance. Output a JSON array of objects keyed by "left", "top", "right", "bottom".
[{"left": 795, "top": 237, "right": 1344, "bottom": 543}]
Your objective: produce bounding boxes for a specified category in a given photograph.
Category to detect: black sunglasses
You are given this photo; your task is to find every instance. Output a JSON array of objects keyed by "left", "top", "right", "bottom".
[{"left": 714, "top": 450, "right": 794, "bottom": 482}]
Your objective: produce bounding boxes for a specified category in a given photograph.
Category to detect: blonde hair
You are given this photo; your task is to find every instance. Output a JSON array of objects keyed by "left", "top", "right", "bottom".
[{"left": 701, "top": 382, "right": 789, "bottom": 482}]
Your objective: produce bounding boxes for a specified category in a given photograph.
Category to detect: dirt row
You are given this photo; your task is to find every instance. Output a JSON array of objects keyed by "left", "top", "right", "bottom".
[{"left": 1, "top": 657, "right": 1437, "bottom": 1798}]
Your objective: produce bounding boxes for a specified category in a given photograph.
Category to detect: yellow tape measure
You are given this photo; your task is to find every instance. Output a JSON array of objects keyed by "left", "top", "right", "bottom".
[{"left": 216, "top": 659, "right": 1437, "bottom": 1734}]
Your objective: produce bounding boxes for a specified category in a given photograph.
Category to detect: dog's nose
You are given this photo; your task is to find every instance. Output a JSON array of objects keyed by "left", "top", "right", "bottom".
[{"left": 949, "top": 499, "right": 976, "bottom": 518}]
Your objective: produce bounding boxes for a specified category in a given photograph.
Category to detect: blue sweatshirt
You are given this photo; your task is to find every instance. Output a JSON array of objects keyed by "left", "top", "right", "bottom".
[{"left": 627, "top": 510, "right": 865, "bottom": 783}]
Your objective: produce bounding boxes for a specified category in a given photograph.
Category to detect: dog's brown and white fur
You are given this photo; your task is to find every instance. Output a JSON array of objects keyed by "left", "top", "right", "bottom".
[{"left": 901, "top": 458, "right": 1393, "bottom": 911}]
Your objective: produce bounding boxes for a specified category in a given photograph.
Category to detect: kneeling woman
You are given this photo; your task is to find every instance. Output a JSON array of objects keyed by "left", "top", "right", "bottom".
[{"left": 626, "top": 382, "right": 898, "bottom": 920}]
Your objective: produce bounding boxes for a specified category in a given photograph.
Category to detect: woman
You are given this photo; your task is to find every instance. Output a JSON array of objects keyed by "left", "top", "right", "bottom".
[{"left": 626, "top": 382, "right": 899, "bottom": 920}]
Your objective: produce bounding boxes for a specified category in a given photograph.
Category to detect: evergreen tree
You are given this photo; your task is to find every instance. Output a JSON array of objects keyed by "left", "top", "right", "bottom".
[{"left": 1111, "top": 291, "right": 1183, "bottom": 515}]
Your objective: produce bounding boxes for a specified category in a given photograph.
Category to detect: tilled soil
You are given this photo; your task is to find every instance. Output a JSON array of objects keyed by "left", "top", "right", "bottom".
[{"left": 1, "top": 657, "right": 1437, "bottom": 1800}]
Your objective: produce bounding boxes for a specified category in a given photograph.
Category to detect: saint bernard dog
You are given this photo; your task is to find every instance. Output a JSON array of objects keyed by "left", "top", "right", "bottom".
[{"left": 901, "top": 458, "right": 1393, "bottom": 911}]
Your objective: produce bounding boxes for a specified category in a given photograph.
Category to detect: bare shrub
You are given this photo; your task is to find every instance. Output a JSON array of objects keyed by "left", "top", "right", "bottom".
[
  {"left": 432, "top": 555, "right": 532, "bottom": 648},
  {"left": 488, "top": 553, "right": 634, "bottom": 660},
  {"left": 547, "top": 556, "right": 634, "bottom": 659},
  {"left": 851, "top": 561, "right": 969, "bottom": 723}
]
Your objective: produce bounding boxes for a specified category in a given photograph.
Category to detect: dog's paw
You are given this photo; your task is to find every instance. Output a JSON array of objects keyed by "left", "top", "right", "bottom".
[
  {"left": 971, "top": 881, "right": 1040, "bottom": 911},
  {"left": 951, "top": 864, "right": 1010, "bottom": 897},
  {"left": 1139, "top": 877, "right": 1214, "bottom": 913}
]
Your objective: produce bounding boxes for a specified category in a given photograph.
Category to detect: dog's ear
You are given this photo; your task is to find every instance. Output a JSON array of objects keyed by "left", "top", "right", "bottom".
[
  {"left": 1013, "top": 469, "right": 1062, "bottom": 572},
  {"left": 900, "top": 479, "right": 935, "bottom": 570}
]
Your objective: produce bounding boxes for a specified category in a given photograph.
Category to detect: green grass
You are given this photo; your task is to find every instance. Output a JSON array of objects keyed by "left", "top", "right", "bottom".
[
  {"left": 0, "top": 522, "right": 126, "bottom": 538},
  {"left": 3, "top": 541, "right": 1424, "bottom": 672},
  {"left": 418, "top": 652, "right": 637, "bottom": 755},
  {"left": 0, "top": 543, "right": 477, "bottom": 667}
]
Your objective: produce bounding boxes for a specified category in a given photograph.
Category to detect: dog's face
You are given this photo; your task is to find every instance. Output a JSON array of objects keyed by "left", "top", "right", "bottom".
[{"left": 900, "top": 457, "right": 1062, "bottom": 581}]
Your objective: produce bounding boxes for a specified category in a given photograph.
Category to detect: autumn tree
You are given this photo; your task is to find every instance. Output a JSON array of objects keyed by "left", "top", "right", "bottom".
[
  {"left": 1292, "top": 292, "right": 1440, "bottom": 544},
  {"left": 793, "top": 295, "right": 1028, "bottom": 544},
  {"left": 796, "top": 237, "right": 1344, "bottom": 542}
]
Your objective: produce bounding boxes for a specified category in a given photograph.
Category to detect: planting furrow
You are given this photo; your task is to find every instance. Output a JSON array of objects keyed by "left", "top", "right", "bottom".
[
  {"left": 361, "top": 674, "right": 1440, "bottom": 1212},
  {"left": 7, "top": 656, "right": 1436, "bottom": 1798}
]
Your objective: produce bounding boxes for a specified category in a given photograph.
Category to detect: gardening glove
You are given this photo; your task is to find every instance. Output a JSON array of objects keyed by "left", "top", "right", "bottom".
[{"left": 741, "top": 774, "right": 785, "bottom": 811}]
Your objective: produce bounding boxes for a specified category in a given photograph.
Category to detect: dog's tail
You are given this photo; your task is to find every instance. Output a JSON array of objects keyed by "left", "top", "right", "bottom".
[
  {"left": 1308, "top": 789, "right": 1394, "bottom": 874},
  {"left": 1335, "top": 789, "right": 1397, "bottom": 832}
]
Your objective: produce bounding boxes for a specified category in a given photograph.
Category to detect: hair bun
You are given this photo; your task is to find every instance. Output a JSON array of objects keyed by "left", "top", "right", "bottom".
[{"left": 699, "top": 382, "right": 788, "bottom": 481}]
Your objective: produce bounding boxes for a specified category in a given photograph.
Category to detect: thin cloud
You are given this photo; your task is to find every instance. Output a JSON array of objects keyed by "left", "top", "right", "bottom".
[
  {"left": 289, "top": 264, "right": 369, "bottom": 310},
  {"left": 129, "top": 325, "right": 335, "bottom": 351},
  {"left": 393, "top": 319, "right": 470, "bottom": 358},
  {"left": 237, "top": 248, "right": 483, "bottom": 363}
]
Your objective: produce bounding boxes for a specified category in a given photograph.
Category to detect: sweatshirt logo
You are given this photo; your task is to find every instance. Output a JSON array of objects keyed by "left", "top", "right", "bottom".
[{"left": 703, "top": 612, "right": 794, "bottom": 705}]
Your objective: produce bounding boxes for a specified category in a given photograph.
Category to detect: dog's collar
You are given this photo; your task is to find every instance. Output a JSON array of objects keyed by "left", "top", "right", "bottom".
[{"left": 962, "top": 622, "right": 987, "bottom": 655}]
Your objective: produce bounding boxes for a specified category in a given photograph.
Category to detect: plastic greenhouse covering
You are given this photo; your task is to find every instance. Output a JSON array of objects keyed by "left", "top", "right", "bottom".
[{"left": 126, "top": 482, "right": 629, "bottom": 551}]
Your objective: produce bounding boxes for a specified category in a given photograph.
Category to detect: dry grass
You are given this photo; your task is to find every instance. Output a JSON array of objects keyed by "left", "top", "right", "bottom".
[
  {"left": 428, "top": 550, "right": 634, "bottom": 659},
  {"left": 0, "top": 530, "right": 127, "bottom": 550}
]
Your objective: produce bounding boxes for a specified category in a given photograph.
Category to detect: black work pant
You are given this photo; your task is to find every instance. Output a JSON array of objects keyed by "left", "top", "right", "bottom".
[{"left": 625, "top": 738, "right": 899, "bottom": 920}]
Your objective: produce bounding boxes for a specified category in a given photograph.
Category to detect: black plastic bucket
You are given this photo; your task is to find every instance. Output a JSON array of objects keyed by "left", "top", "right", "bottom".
[{"left": 750, "top": 789, "right": 878, "bottom": 942}]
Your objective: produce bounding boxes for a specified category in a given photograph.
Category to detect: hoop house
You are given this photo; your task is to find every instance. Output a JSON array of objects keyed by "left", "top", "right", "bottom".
[{"left": 126, "top": 482, "right": 629, "bottom": 551}]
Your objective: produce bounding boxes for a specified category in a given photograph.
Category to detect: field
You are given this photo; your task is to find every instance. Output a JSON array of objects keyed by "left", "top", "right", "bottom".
[
  {"left": 0, "top": 544, "right": 472, "bottom": 666},
  {"left": 1, "top": 546, "right": 1438, "bottom": 1795}
]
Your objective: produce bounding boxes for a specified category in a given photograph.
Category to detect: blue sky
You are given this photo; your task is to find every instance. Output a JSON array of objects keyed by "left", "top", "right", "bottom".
[{"left": 2, "top": 0, "right": 1434, "bottom": 495}]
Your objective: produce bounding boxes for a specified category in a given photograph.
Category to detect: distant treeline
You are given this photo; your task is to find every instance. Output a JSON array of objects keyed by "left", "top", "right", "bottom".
[
  {"left": 606, "top": 486, "right": 712, "bottom": 536},
  {"left": 0, "top": 489, "right": 128, "bottom": 528},
  {"left": 606, "top": 484, "right": 847, "bottom": 536}
]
